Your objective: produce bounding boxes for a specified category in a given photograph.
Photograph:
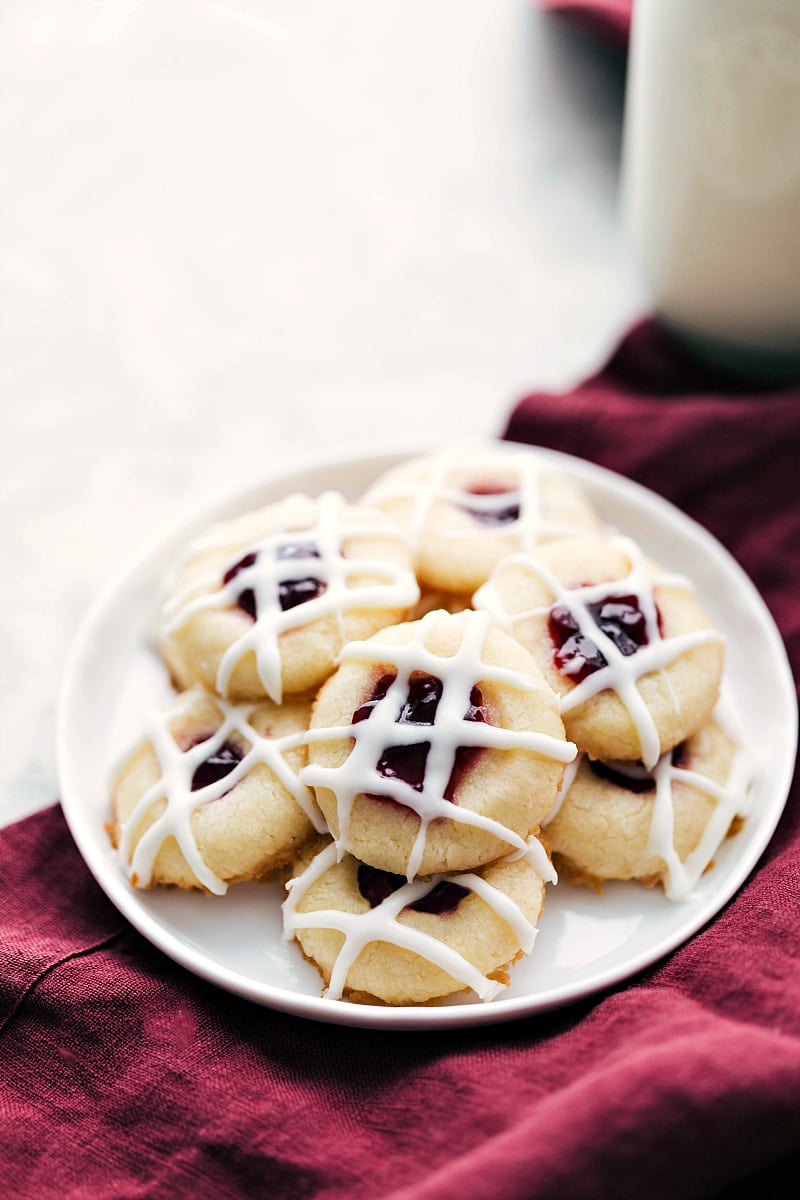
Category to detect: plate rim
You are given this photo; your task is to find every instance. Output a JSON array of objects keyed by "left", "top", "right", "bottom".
[{"left": 56, "top": 437, "right": 798, "bottom": 1031}]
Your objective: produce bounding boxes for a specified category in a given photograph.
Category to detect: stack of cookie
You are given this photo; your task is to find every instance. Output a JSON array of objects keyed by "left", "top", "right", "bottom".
[
  {"left": 283, "top": 606, "right": 574, "bottom": 1004},
  {"left": 108, "top": 445, "right": 752, "bottom": 1006}
]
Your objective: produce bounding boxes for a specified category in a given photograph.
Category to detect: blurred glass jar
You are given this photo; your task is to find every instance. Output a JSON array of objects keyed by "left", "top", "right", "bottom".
[{"left": 622, "top": 0, "right": 800, "bottom": 381}]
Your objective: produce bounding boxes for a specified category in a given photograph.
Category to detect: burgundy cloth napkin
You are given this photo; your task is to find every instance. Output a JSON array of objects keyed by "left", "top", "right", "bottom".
[
  {"left": 538, "top": 0, "right": 632, "bottom": 46},
  {"left": 3, "top": 321, "right": 800, "bottom": 1200}
]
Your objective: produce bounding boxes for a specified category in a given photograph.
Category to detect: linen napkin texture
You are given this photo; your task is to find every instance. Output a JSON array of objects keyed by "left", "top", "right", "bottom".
[{"left": 2, "top": 320, "right": 799, "bottom": 1200}]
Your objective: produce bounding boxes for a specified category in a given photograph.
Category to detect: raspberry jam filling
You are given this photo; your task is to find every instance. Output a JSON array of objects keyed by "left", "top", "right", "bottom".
[
  {"left": 410, "top": 879, "right": 471, "bottom": 914},
  {"left": 352, "top": 673, "right": 488, "bottom": 801},
  {"left": 357, "top": 863, "right": 470, "bottom": 915},
  {"left": 276, "top": 540, "right": 326, "bottom": 612},
  {"left": 190, "top": 740, "right": 244, "bottom": 792},
  {"left": 376, "top": 673, "right": 444, "bottom": 793},
  {"left": 671, "top": 742, "right": 689, "bottom": 769},
  {"left": 588, "top": 741, "right": 689, "bottom": 793},
  {"left": 352, "top": 673, "right": 396, "bottom": 725},
  {"left": 461, "top": 481, "right": 521, "bottom": 526},
  {"left": 444, "top": 686, "right": 486, "bottom": 803},
  {"left": 356, "top": 862, "right": 406, "bottom": 907},
  {"left": 222, "top": 541, "right": 326, "bottom": 619},
  {"left": 223, "top": 551, "right": 258, "bottom": 620},
  {"left": 277, "top": 575, "right": 327, "bottom": 612},
  {"left": 588, "top": 759, "right": 655, "bottom": 794},
  {"left": 549, "top": 593, "right": 653, "bottom": 683}
]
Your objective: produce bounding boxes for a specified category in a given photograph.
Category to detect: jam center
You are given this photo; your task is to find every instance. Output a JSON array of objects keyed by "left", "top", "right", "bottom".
[
  {"left": 221, "top": 541, "right": 327, "bottom": 620},
  {"left": 275, "top": 540, "right": 326, "bottom": 613},
  {"left": 375, "top": 673, "right": 443, "bottom": 793},
  {"left": 352, "top": 673, "right": 395, "bottom": 725},
  {"left": 222, "top": 551, "right": 258, "bottom": 621},
  {"left": 461, "top": 481, "right": 521, "bottom": 526},
  {"left": 588, "top": 760, "right": 655, "bottom": 794},
  {"left": 549, "top": 593, "right": 652, "bottom": 683},
  {"left": 352, "top": 673, "right": 487, "bottom": 801},
  {"left": 588, "top": 741, "right": 689, "bottom": 793},
  {"left": 671, "top": 742, "right": 689, "bottom": 769},
  {"left": 190, "top": 740, "right": 244, "bottom": 792},
  {"left": 357, "top": 863, "right": 470, "bottom": 915}
]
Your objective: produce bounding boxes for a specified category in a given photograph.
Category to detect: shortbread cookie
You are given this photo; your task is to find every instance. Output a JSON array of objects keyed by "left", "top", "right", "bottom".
[
  {"left": 109, "top": 688, "right": 323, "bottom": 893},
  {"left": 283, "top": 835, "right": 555, "bottom": 1005},
  {"left": 362, "top": 445, "right": 601, "bottom": 594},
  {"left": 303, "top": 608, "right": 576, "bottom": 878},
  {"left": 158, "top": 492, "right": 420, "bottom": 703},
  {"left": 409, "top": 588, "right": 472, "bottom": 621},
  {"left": 474, "top": 535, "right": 724, "bottom": 768},
  {"left": 545, "top": 711, "right": 752, "bottom": 900}
]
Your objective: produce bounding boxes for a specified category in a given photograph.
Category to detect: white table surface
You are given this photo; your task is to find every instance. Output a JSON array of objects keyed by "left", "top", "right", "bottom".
[{"left": 1, "top": 0, "right": 644, "bottom": 829}]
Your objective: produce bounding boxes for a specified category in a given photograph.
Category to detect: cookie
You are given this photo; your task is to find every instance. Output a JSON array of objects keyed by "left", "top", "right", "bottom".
[
  {"left": 283, "top": 834, "right": 554, "bottom": 1005},
  {"left": 303, "top": 608, "right": 576, "bottom": 878},
  {"left": 362, "top": 445, "right": 601, "bottom": 594},
  {"left": 545, "top": 709, "right": 753, "bottom": 900},
  {"left": 109, "top": 688, "right": 323, "bottom": 893},
  {"left": 409, "top": 587, "right": 472, "bottom": 621},
  {"left": 157, "top": 492, "right": 420, "bottom": 703},
  {"left": 474, "top": 535, "right": 725, "bottom": 767}
]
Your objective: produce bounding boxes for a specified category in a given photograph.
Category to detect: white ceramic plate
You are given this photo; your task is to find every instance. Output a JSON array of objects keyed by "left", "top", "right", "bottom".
[{"left": 58, "top": 441, "right": 797, "bottom": 1030}]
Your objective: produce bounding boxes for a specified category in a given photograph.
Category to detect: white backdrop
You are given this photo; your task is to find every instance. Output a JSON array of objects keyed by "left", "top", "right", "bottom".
[{"left": 0, "top": 0, "right": 644, "bottom": 825}]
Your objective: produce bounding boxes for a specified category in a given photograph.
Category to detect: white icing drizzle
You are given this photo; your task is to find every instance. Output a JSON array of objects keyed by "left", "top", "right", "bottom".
[
  {"left": 547, "top": 700, "right": 755, "bottom": 901},
  {"left": 544, "top": 755, "right": 582, "bottom": 824},
  {"left": 474, "top": 535, "right": 725, "bottom": 770},
  {"left": 647, "top": 700, "right": 755, "bottom": 900},
  {"left": 282, "top": 839, "right": 545, "bottom": 1002},
  {"left": 501, "top": 829, "right": 560, "bottom": 885},
  {"left": 507, "top": 829, "right": 559, "bottom": 884},
  {"left": 363, "top": 446, "right": 589, "bottom": 553},
  {"left": 302, "top": 608, "right": 577, "bottom": 879},
  {"left": 159, "top": 492, "right": 420, "bottom": 702},
  {"left": 117, "top": 688, "right": 323, "bottom": 894}
]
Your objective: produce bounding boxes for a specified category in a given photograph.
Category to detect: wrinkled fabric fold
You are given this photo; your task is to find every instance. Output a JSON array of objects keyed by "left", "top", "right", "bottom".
[{"left": 3, "top": 320, "right": 799, "bottom": 1199}]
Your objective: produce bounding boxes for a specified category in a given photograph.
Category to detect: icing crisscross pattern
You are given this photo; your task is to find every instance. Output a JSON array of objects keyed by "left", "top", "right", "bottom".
[
  {"left": 302, "top": 608, "right": 577, "bottom": 879},
  {"left": 646, "top": 702, "right": 754, "bottom": 899},
  {"left": 282, "top": 838, "right": 552, "bottom": 1002},
  {"left": 546, "top": 702, "right": 754, "bottom": 901},
  {"left": 474, "top": 535, "right": 724, "bottom": 769},
  {"left": 160, "top": 491, "right": 420, "bottom": 702},
  {"left": 364, "top": 446, "right": 587, "bottom": 550},
  {"left": 117, "top": 689, "right": 323, "bottom": 894}
]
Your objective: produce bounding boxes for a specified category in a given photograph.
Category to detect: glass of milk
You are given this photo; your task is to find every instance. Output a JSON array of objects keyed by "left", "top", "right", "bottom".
[{"left": 622, "top": 0, "right": 800, "bottom": 381}]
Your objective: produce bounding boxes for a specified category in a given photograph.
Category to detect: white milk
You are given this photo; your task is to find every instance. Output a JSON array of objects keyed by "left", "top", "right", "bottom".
[{"left": 622, "top": 0, "right": 800, "bottom": 377}]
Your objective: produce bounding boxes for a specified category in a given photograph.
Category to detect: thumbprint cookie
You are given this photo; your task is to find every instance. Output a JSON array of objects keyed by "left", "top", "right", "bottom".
[
  {"left": 544, "top": 709, "right": 753, "bottom": 900},
  {"left": 109, "top": 688, "right": 323, "bottom": 893},
  {"left": 283, "top": 834, "right": 555, "bottom": 1005},
  {"left": 303, "top": 608, "right": 576, "bottom": 879},
  {"left": 157, "top": 492, "right": 420, "bottom": 703},
  {"left": 361, "top": 445, "right": 601, "bottom": 597},
  {"left": 474, "top": 535, "right": 724, "bottom": 768}
]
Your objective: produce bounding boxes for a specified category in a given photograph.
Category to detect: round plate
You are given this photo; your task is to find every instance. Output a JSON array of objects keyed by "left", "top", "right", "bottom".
[{"left": 57, "top": 441, "right": 797, "bottom": 1030}]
